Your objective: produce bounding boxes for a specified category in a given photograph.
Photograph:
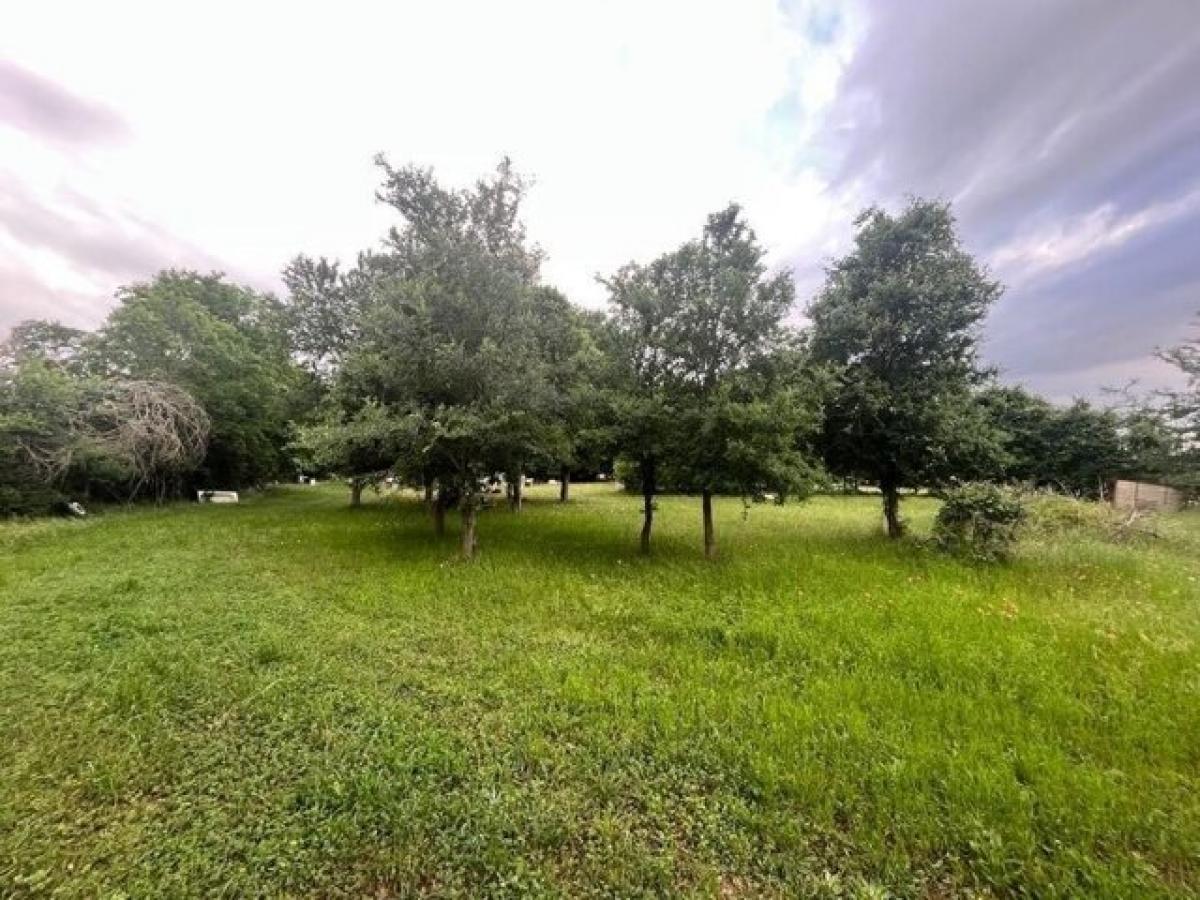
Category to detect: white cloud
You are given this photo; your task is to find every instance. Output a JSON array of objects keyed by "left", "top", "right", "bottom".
[
  {"left": 5, "top": 0, "right": 1192, "bottom": 403},
  {"left": 989, "top": 187, "right": 1200, "bottom": 288},
  {"left": 0, "top": 0, "right": 862, "bottom": 326}
]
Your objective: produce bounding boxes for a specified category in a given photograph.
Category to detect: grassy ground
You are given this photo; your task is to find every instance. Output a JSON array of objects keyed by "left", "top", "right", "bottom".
[{"left": 1, "top": 484, "right": 1198, "bottom": 898}]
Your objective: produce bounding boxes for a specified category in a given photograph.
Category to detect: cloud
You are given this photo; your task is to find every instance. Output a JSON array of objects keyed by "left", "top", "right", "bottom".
[
  {"left": 2, "top": 0, "right": 857, "bottom": 334},
  {"left": 0, "top": 263, "right": 98, "bottom": 334},
  {"left": 0, "top": 171, "right": 242, "bottom": 331},
  {"left": 0, "top": 0, "right": 1195, "bottom": 403},
  {"left": 808, "top": 0, "right": 1200, "bottom": 397},
  {"left": 985, "top": 205, "right": 1200, "bottom": 379},
  {"left": 0, "top": 59, "right": 129, "bottom": 145},
  {"left": 989, "top": 188, "right": 1200, "bottom": 289}
]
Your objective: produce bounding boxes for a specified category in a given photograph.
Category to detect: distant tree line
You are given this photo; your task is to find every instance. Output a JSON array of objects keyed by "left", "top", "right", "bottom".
[
  {"left": 1, "top": 274, "right": 310, "bottom": 511},
  {"left": 2, "top": 158, "right": 1197, "bottom": 555}
]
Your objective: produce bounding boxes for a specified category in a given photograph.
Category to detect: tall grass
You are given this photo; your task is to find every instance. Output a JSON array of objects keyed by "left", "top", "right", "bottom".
[{"left": 1, "top": 484, "right": 1197, "bottom": 897}]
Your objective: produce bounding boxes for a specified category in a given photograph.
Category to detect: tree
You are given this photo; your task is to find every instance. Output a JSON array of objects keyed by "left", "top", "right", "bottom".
[
  {"left": 978, "top": 386, "right": 1139, "bottom": 497},
  {"left": 1160, "top": 313, "right": 1200, "bottom": 419},
  {"left": 1120, "top": 405, "right": 1183, "bottom": 486},
  {"left": 976, "top": 385, "right": 1055, "bottom": 484},
  {"left": 525, "top": 288, "right": 611, "bottom": 503},
  {"left": 0, "top": 360, "right": 83, "bottom": 513},
  {"left": 280, "top": 253, "right": 388, "bottom": 380},
  {"left": 606, "top": 205, "right": 823, "bottom": 556},
  {"left": 0, "top": 320, "right": 90, "bottom": 374},
  {"left": 328, "top": 158, "right": 558, "bottom": 557},
  {"left": 1158, "top": 314, "right": 1200, "bottom": 492},
  {"left": 81, "top": 379, "right": 210, "bottom": 502},
  {"left": 808, "top": 200, "right": 1003, "bottom": 537},
  {"left": 0, "top": 358, "right": 209, "bottom": 510},
  {"left": 604, "top": 259, "right": 685, "bottom": 554},
  {"left": 1041, "top": 400, "right": 1128, "bottom": 498},
  {"left": 90, "top": 271, "right": 306, "bottom": 489},
  {"left": 290, "top": 401, "right": 404, "bottom": 506}
]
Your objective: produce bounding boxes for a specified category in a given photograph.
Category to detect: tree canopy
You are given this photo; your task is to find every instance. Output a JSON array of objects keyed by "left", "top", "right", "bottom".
[
  {"left": 809, "top": 200, "right": 1003, "bottom": 536},
  {"left": 3, "top": 165, "right": 1194, "bottom": 547},
  {"left": 90, "top": 271, "right": 307, "bottom": 488},
  {"left": 606, "top": 204, "right": 824, "bottom": 556}
]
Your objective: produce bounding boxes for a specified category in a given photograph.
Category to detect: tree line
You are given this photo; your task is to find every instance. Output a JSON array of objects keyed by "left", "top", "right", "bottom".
[{"left": 2, "top": 158, "right": 1197, "bottom": 556}]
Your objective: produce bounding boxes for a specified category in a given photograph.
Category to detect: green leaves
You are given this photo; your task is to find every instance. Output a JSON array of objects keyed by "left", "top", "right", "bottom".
[
  {"left": 604, "top": 205, "right": 825, "bottom": 553},
  {"left": 810, "top": 199, "right": 1002, "bottom": 497},
  {"left": 933, "top": 483, "right": 1026, "bottom": 562},
  {"left": 90, "top": 271, "right": 306, "bottom": 488}
]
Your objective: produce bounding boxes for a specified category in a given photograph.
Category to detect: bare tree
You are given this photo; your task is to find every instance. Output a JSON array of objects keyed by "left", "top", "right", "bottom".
[
  {"left": 13, "top": 378, "right": 210, "bottom": 503},
  {"left": 89, "top": 381, "right": 210, "bottom": 501}
]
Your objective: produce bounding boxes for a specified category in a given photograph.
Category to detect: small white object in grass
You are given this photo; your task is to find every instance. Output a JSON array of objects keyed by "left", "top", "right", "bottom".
[
  {"left": 197, "top": 490, "right": 239, "bottom": 504},
  {"left": 67, "top": 501, "right": 87, "bottom": 517}
]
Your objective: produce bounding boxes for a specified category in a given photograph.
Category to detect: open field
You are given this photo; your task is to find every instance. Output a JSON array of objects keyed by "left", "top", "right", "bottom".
[{"left": 2, "top": 484, "right": 1198, "bottom": 898}]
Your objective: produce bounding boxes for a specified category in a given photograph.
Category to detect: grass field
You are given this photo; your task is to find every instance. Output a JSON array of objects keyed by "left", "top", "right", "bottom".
[{"left": 2, "top": 484, "right": 1198, "bottom": 898}]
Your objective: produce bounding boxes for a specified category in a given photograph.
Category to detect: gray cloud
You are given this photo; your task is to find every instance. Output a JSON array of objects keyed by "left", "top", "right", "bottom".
[
  {"left": 0, "top": 175, "right": 238, "bottom": 334},
  {"left": 0, "top": 264, "right": 99, "bottom": 334},
  {"left": 0, "top": 178, "right": 175, "bottom": 281},
  {"left": 0, "top": 60, "right": 129, "bottom": 145},
  {"left": 808, "top": 0, "right": 1200, "bottom": 398}
]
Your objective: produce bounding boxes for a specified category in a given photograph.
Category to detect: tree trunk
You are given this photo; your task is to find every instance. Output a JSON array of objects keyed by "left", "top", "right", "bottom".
[
  {"left": 460, "top": 499, "right": 478, "bottom": 559},
  {"left": 882, "top": 481, "right": 904, "bottom": 538},
  {"left": 350, "top": 479, "right": 364, "bottom": 507},
  {"left": 702, "top": 488, "right": 716, "bottom": 559},
  {"left": 433, "top": 492, "right": 447, "bottom": 536},
  {"left": 559, "top": 466, "right": 570, "bottom": 502},
  {"left": 513, "top": 472, "right": 523, "bottom": 512},
  {"left": 423, "top": 477, "right": 434, "bottom": 509},
  {"left": 640, "top": 457, "right": 656, "bottom": 555}
]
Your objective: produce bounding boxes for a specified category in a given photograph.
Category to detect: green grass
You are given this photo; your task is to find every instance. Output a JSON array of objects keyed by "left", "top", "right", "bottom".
[{"left": 2, "top": 484, "right": 1198, "bottom": 898}]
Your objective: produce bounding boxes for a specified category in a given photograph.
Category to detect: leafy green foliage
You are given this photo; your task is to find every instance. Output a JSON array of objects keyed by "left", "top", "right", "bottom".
[
  {"left": 605, "top": 205, "right": 824, "bottom": 554},
  {"left": 0, "top": 361, "right": 79, "bottom": 513},
  {"left": 525, "top": 288, "right": 614, "bottom": 489},
  {"left": 809, "top": 200, "right": 1003, "bottom": 536},
  {"left": 1157, "top": 315, "right": 1200, "bottom": 492},
  {"left": 0, "top": 359, "right": 210, "bottom": 511},
  {"left": 321, "top": 158, "right": 563, "bottom": 553},
  {"left": 280, "top": 255, "right": 359, "bottom": 379},
  {"left": 90, "top": 271, "right": 307, "bottom": 488},
  {"left": 0, "top": 319, "right": 90, "bottom": 375},
  {"left": 977, "top": 386, "right": 1184, "bottom": 498},
  {"left": 1041, "top": 401, "right": 1128, "bottom": 497},
  {"left": 933, "top": 482, "right": 1025, "bottom": 562},
  {"left": 290, "top": 401, "right": 406, "bottom": 503}
]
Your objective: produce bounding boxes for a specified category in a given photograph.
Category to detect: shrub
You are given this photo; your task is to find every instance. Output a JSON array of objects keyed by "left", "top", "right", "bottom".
[
  {"left": 934, "top": 483, "right": 1025, "bottom": 562},
  {"left": 1023, "top": 491, "right": 1114, "bottom": 538}
]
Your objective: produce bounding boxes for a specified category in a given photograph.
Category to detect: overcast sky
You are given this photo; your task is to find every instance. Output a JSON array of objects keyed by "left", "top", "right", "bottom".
[{"left": 2, "top": 0, "right": 1197, "bottom": 399}]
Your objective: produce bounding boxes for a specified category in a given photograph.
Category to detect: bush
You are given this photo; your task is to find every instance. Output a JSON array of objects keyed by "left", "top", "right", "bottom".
[
  {"left": 0, "top": 482, "right": 60, "bottom": 517},
  {"left": 934, "top": 483, "right": 1025, "bottom": 562},
  {"left": 1023, "top": 491, "right": 1114, "bottom": 537}
]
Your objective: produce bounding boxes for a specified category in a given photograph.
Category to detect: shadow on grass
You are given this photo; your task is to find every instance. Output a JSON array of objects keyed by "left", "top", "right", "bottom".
[{"left": 312, "top": 491, "right": 945, "bottom": 586}]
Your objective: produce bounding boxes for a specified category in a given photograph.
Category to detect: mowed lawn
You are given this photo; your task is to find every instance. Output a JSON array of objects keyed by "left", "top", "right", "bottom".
[{"left": 1, "top": 485, "right": 1198, "bottom": 898}]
